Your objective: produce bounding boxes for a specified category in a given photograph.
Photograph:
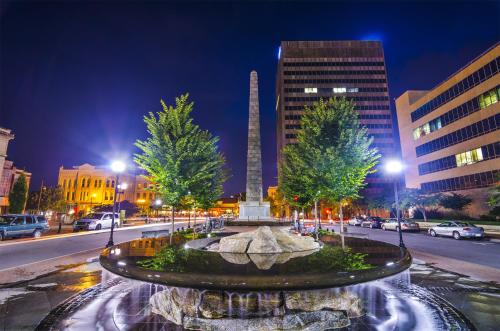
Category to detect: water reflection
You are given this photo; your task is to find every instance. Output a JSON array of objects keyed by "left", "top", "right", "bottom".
[{"left": 48, "top": 270, "right": 473, "bottom": 330}]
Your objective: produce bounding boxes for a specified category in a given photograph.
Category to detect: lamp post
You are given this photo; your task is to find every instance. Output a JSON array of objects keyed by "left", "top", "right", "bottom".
[
  {"left": 106, "top": 160, "right": 126, "bottom": 248},
  {"left": 385, "top": 159, "right": 405, "bottom": 248},
  {"left": 117, "top": 182, "right": 128, "bottom": 213},
  {"left": 155, "top": 199, "right": 162, "bottom": 222}
]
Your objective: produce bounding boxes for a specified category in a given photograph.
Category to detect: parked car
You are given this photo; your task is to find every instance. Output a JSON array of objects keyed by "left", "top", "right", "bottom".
[
  {"left": 428, "top": 221, "right": 484, "bottom": 240},
  {"left": 361, "top": 216, "right": 385, "bottom": 229},
  {"left": 73, "top": 212, "right": 121, "bottom": 231},
  {"left": 0, "top": 214, "right": 49, "bottom": 240},
  {"left": 348, "top": 216, "right": 364, "bottom": 226},
  {"left": 382, "top": 219, "right": 420, "bottom": 232}
]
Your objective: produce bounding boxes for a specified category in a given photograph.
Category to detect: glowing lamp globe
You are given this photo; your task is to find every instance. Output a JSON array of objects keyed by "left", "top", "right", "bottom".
[
  {"left": 111, "top": 160, "right": 126, "bottom": 173},
  {"left": 385, "top": 159, "right": 403, "bottom": 174}
]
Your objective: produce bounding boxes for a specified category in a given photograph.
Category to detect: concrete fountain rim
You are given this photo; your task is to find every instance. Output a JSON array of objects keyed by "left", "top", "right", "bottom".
[{"left": 99, "top": 235, "right": 412, "bottom": 291}]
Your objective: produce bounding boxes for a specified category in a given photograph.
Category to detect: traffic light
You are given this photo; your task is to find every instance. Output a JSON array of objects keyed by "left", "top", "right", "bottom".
[{"left": 293, "top": 195, "right": 299, "bottom": 202}]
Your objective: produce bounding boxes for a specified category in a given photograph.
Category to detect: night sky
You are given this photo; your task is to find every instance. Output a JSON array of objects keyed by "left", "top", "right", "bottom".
[{"left": 1, "top": 1, "right": 498, "bottom": 195}]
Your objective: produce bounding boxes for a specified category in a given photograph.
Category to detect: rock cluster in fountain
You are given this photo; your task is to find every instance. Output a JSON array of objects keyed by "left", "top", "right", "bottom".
[
  {"left": 208, "top": 226, "right": 320, "bottom": 270},
  {"left": 149, "top": 286, "right": 362, "bottom": 330},
  {"left": 217, "top": 226, "right": 319, "bottom": 253}
]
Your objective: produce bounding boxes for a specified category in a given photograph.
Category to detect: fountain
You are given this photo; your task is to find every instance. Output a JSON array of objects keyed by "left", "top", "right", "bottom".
[
  {"left": 34, "top": 72, "right": 476, "bottom": 330},
  {"left": 36, "top": 231, "right": 475, "bottom": 330}
]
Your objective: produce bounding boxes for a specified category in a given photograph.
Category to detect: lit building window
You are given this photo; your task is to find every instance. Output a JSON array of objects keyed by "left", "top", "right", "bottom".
[
  {"left": 455, "top": 147, "right": 484, "bottom": 167},
  {"left": 479, "top": 88, "right": 499, "bottom": 109},
  {"left": 333, "top": 87, "right": 347, "bottom": 93},
  {"left": 304, "top": 87, "right": 317, "bottom": 93},
  {"left": 413, "top": 118, "right": 441, "bottom": 140},
  {"left": 346, "top": 87, "right": 359, "bottom": 93}
]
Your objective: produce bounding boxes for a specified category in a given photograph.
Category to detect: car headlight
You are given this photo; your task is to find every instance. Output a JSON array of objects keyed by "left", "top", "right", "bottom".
[{"left": 90, "top": 221, "right": 96, "bottom": 224}]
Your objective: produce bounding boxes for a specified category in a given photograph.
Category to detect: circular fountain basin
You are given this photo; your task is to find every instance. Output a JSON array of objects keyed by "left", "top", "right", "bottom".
[{"left": 100, "top": 234, "right": 411, "bottom": 290}]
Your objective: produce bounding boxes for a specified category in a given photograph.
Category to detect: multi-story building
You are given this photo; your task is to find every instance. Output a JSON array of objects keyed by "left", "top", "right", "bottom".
[
  {"left": 58, "top": 163, "right": 243, "bottom": 217},
  {"left": 276, "top": 41, "right": 396, "bottom": 197},
  {"left": 396, "top": 43, "right": 499, "bottom": 217},
  {"left": 0, "top": 128, "right": 31, "bottom": 213},
  {"left": 58, "top": 163, "right": 153, "bottom": 214}
]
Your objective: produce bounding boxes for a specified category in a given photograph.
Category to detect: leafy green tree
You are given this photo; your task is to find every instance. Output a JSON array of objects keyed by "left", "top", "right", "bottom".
[
  {"left": 356, "top": 186, "right": 394, "bottom": 216},
  {"left": 135, "top": 94, "right": 226, "bottom": 242},
  {"left": 8, "top": 174, "right": 28, "bottom": 213},
  {"left": 399, "top": 188, "right": 441, "bottom": 222},
  {"left": 194, "top": 160, "right": 226, "bottom": 232},
  {"left": 439, "top": 192, "right": 472, "bottom": 211},
  {"left": 281, "top": 97, "right": 380, "bottom": 232},
  {"left": 27, "top": 186, "right": 66, "bottom": 214}
]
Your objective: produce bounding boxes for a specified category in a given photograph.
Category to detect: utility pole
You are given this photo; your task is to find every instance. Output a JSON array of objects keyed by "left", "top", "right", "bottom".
[{"left": 36, "top": 180, "right": 44, "bottom": 215}]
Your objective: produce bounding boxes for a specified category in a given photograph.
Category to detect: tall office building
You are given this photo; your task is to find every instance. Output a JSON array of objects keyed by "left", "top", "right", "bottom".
[
  {"left": 396, "top": 43, "right": 499, "bottom": 217},
  {"left": 276, "top": 41, "right": 396, "bottom": 196}
]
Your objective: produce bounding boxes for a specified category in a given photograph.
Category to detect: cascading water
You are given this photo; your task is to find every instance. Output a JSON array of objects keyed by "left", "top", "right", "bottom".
[{"left": 36, "top": 234, "right": 476, "bottom": 330}]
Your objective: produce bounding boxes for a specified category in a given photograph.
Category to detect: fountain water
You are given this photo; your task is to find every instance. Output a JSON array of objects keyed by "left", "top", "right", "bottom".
[{"left": 35, "top": 230, "right": 475, "bottom": 330}]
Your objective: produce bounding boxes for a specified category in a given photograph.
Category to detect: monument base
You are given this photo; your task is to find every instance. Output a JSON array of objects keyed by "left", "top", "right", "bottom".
[{"left": 238, "top": 201, "right": 272, "bottom": 221}]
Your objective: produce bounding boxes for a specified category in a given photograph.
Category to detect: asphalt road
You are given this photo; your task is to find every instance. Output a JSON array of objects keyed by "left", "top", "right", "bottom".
[
  {"left": 328, "top": 224, "right": 500, "bottom": 270},
  {"left": 1, "top": 221, "right": 499, "bottom": 272},
  {"left": 0, "top": 221, "right": 191, "bottom": 271}
]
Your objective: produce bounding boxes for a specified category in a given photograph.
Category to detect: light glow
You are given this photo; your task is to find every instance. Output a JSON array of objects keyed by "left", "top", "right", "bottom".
[
  {"left": 110, "top": 160, "right": 126, "bottom": 173},
  {"left": 385, "top": 159, "right": 403, "bottom": 174}
]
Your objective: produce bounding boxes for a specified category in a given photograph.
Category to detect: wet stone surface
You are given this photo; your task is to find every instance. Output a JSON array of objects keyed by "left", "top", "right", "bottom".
[{"left": 1, "top": 259, "right": 499, "bottom": 331}]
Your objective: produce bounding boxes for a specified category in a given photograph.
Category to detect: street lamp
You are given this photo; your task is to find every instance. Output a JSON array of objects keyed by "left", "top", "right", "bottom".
[
  {"left": 117, "top": 182, "right": 128, "bottom": 213},
  {"left": 155, "top": 199, "right": 162, "bottom": 222},
  {"left": 106, "top": 160, "right": 126, "bottom": 248},
  {"left": 384, "top": 159, "right": 405, "bottom": 248}
]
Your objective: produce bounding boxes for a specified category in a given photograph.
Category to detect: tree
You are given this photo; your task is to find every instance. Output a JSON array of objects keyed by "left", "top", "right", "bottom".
[
  {"left": 487, "top": 176, "right": 500, "bottom": 217},
  {"left": 27, "top": 186, "right": 66, "bottom": 214},
  {"left": 279, "top": 136, "right": 316, "bottom": 226},
  {"left": 280, "top": 97, "right": 380, "bottom": 232},
  {"left": 357, "top": 186, "right": 394, "bottom": 216},
  {"left": 8, "top": 174, "right": 28, "bottom": 213},
  {"left": 439, "top": 193, "right": 472, "bottom": 211},
  {"left": 399, "top": 188, "right": 441, "bottom": 222},
  {"left": 135, "top": 94, "right": 227, "bottom": 242}
]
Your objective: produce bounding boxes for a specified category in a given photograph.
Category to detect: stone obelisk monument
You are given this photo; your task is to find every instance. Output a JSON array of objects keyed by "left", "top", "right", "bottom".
[{"left": 238, "top": 71, "right": 271, "bottom": 220}]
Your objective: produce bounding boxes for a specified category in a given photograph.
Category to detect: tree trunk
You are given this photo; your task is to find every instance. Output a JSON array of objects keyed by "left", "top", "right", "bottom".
[
  {"left": 57, "top": 216, "right": 62, "bottom": 234},
  {"left": 339, "top": 202, "right": 344, "bottom": 233},
  {"left": 422, "top": 208, "right": 428, "bottom": 222},
  {"left": 318, "top": 202, "right": 322, "bottom": 229},
  {"left": 205, "top": 209, "right": 209, "bottom": 233},
  {"left": 170, "top": 206, "right": 175, "bottom": 244},
  {"left": 301, "top": 207, "right": 305, "bottom": 231}
]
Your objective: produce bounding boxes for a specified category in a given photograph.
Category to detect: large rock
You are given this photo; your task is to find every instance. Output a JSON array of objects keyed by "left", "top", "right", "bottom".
[
  {"left": 199, "top": 291, "right": 227, "bottom": 319},
  {"left": 149, "top": 288, "right": 184, "bottom": 325},
  {"left": 282, "top": 310, "right": 350, "bottom": 330},
  {"left": 246, "top": 227, "right": 282, "bottom": 254},
  {"left": 218, "top": 226, "right": 319, "bottom": 255},
  {"left": 216, "top": 226, "right": 321, "bottom": 269},
  {"left": 285, "top": 289, "right": 363, "bottom": 318},
  {"left": 218, "top": 237, "right": 251, "bottom": 253},
  {"left": 272, "top": 229, "right": 320, "bottom": 252},
  {"left": 183, "top": 310, "right": 350, "bottom": 330}
]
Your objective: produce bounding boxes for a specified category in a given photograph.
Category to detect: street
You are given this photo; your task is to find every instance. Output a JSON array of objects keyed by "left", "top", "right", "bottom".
[
  {"left": 329, "top": 224, "right": 500, "bottom": 270},
  {"left": 1, "top": 221, "right": 499, "bottom": 282},
  {"left": 0, "top": 221, "right": 192, "bottom": 272}
]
